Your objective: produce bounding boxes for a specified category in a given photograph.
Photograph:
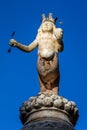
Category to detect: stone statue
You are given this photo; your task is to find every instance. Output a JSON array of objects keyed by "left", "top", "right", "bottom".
[{"left": 10, "top": 13, "right": 64, "bottom": 95}]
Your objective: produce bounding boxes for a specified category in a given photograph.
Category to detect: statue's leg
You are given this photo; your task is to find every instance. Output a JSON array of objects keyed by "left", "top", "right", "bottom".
[
  {"left": 51, "top": 77, "right": 59, "bottom": 95},
  {"left": 38, "top": 75, "right": 46, "bottom": 92},
  {"left": 52, "top": 87, "right": 58, "bottom": 95}
]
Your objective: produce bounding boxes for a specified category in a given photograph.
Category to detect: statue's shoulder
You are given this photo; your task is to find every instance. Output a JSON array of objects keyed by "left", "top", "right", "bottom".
[{"left": 54, "top": 28, "right": 63, "bottom": 40}]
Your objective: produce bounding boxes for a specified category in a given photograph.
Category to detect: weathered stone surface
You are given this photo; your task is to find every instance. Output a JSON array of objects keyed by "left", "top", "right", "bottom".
[
  {"left": 10, "top": 13, "right": 64, "bottom": 95},
  {"left": 20, "top": 92, "right": 79, "bottom": 126},
  {"left": 9, "top": 13, "right": 79, "bottom": 130},
  {"left": 21, "top": 120, "right": 75, "bottom": 130}
]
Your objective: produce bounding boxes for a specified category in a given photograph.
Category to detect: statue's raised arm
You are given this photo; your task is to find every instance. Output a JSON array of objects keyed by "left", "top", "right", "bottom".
[
  {"left": 10, "top": 13, "right": 64, "bottom": 95},
  {"left": 10, "top": 39, "right": 38, "bottom": 52}
]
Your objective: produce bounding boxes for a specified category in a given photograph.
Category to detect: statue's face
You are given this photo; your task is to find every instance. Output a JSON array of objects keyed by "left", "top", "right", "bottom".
[{"left": 42, "top": 21, "right": 53, "bottom": 32}]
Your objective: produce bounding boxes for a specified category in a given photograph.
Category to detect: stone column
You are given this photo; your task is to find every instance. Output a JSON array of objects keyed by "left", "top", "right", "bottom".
[{"left": 20, "top": 92, "right": 79, "bottom": 130}]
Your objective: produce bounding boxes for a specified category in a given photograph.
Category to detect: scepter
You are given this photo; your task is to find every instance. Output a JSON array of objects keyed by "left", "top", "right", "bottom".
[{"left": 8, "top": 31, "right": 15, "bottom": 53}]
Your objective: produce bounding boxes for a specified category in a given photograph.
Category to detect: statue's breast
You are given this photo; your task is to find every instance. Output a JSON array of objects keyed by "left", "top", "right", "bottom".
[
  {"left": 39, "top": 48, "right": 55, "bottom": 60},
  {"left": 38, "top": 37, "right": 56, "bottom": 59}
]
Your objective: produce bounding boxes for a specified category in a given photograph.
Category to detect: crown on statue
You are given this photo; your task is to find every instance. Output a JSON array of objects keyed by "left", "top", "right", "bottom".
[{"left": 41, "top": 13, "right": 57, "bottom": 24}]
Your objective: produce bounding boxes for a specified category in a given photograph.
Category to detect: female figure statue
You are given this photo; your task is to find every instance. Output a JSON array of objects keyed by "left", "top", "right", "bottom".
[{"left": 10, "top": 13, "right": 64, "bottom": 95}]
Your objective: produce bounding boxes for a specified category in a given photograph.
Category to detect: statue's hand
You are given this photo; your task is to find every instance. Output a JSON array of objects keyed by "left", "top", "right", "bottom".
[{"left": 10, "top": 39, "right": 18, "bottom": 47}]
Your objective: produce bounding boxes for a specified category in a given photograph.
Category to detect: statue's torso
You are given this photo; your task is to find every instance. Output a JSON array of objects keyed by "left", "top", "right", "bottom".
[{"left": 38, "top": 34, "right": 58, "bottom": 59}]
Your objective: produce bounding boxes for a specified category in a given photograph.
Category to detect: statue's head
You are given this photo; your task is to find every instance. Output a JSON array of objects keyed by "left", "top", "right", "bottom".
[
  {"left": 36, "top": 13, "right": 63, "bottom": 40},
  {"left": 41, "top": 21, "right": 53, "bottom": 32},
  {"left": 40, "top": 13, "right": 57, "bottom": 33}
]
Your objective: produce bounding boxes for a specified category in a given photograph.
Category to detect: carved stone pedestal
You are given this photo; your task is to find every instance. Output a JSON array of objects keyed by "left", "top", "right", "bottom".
[
  {"left": 20, "top": 92, "right": 79, "bottom": 130},
  {"left": 21, "top": 119, "right": 75, "bottom": 130}
]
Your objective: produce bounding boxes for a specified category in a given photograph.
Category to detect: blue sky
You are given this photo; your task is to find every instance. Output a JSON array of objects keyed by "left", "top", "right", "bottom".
[{"left": 0, "top": 0, "right": 87, "bottom": 129}]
